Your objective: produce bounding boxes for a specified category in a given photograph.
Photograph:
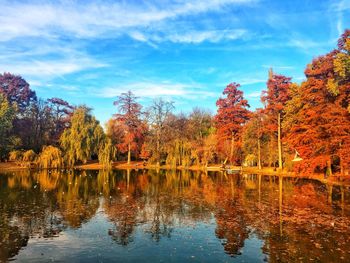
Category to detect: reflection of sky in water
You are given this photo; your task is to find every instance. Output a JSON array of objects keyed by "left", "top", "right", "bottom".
[
  {"left": 1, "top": 169, "right": 350, "bottom": 262},
  {"left": 14, "top": 199, "right": 265, "bottom": 262}
]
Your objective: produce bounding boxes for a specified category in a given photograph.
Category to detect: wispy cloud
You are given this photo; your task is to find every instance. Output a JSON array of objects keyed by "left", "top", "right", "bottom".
[
  {"left": 246, "top": 91, "right": 261, "bottom": 98},
  {"left": 94, "top": 81, "right": 217, "bottom": 99},
  {"left": 0, "top": 57, "right": 106, "bottom": 79},
  {"left": 0, "top": 0, "right": 255, "bottom": 41},
  {"left": 239, "top": 78, "right": 266, "bottom": 85},
  {"left": 262, "top": 64, "right": 295, "bottom": 70},
  {"left": 130, "top": 29, "right": 248, "bottom": 44},
  {"left": 331, "top": 0, "right": 350, "bottom": 36}
]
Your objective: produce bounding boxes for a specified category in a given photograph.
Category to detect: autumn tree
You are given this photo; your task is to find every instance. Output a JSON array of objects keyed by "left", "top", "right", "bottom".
[
  {"left": 37, "top": 145, "right": 64, "bottom": 169},
  {"left": 187, "top": 108, "right": 213, "bottom": 165},
  {"left": 242, "top": 109, "right": 265, "bottom": 169},
  {"left": 112, "top": 91, "right": 145, "bottom": 164},
  {"left": 0, "top": 72, "right": 37, "bottom": 112},
  {"left": 0, "top": 73, "right": 42, "bottom": 151},
  {"left": 23, "top": 99, "right": 55, "bottom": 151},
  {"left": 146, "top": 98, "right": 174, "bottom": 166},
  {"left": 215, "top": 83, "right": 250, "bottom": 165},
  {"left": 98, "top": 138, "right": 116, "bottom": 168},
  {"left": 60, "top": 106, "right": 106, "bottom": 166},
  {"left": 202, "top": 131, "right": 218, "bottom": 167},
  {"left": 334, "top": 30, "right": 350, "bottom": 174},
  {"left": 47, "top": 97, "right": 74, "bottom": 144},
  {"left": 286, "top": 31, "right": 350, "bottom": 175},
  {"left": 163, "top": 113, "right": 193, "bottom": 167},
  {"left": 0, "top": 94, "right": 18, "bottom": 160},
  {"left": 261, "top": 70, "right": 291, "bottom": 169}
]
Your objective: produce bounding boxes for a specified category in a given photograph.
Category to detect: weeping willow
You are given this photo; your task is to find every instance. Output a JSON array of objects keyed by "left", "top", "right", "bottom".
[
  {"left": 60, "top": 106, "right": 106, "bottom": 167},
  {"left": 22, "top": 150, "right": 37, "bottom": 167},
  {"left": 166, "top": 139, "right": 194, "bottom": 167},
  {"left": 37, "top": 145, "right": 64, "bottom": 169},
  {"left": 98, "top": 138, "right": 116, "bottom": 168}
]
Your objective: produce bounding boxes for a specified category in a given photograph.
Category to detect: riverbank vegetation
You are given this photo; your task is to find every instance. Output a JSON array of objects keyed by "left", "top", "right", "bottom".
[{"left": 0, "top": 30, "right": 349, "bottom": 175}]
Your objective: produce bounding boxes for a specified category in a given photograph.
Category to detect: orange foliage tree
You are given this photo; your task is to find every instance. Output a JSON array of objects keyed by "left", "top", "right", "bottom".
[
  {"left": 215, "top": 83, "right": 250, "bottom": 164},
  {"left": 113, "top": 91, "right": 146, "bottom": 164},
  {"left": 261, "top": 70, "right": 291, "bottom": 169},
  {"left": 286, "top": 30, "right": 350, "bottom": 175}
]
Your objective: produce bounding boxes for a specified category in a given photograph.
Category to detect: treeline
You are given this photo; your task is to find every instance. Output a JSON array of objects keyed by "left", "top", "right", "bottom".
[{"left": 0, "top": 30, "right": 349, "bottom": 174}]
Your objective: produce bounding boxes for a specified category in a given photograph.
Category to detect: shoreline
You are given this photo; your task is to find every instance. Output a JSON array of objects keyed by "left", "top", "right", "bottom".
[{"left": 1, "top": 161, "right": 350, "bottom": 185}]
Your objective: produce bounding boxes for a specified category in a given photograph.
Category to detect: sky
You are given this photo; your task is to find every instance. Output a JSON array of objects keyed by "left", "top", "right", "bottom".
[{"left": 0, "top": 0, "right": 350, "bottom": 125}]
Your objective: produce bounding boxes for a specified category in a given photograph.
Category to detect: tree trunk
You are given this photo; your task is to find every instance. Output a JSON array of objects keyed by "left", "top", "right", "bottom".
[
  {"left": 156, "top": 130, "right": 160, "bottom": 167},
  {"left": 340, "top": 157, "right": 344, "bottom": 176},
  {"left": 127, "top": 142, "right": 131, "bottom": 165},
  {"left": 327, "top": 159, "right": 333, "bottom": 176},
  {"left": 257, "top": 137, "right": 262, "bottom": 170},
  {"left": 278, "top": 112, "right": 283, "bottom": 170},
  {"left": 230, "top": 132, "right": 235, "bottom": 164},
  {"left": 327, "top": 184, "right": 333, "bottom": 203}
]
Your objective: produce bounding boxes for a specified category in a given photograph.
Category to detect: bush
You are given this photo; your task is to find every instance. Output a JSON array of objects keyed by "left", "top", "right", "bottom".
[
  {"left": 8, "top": 150, "right": 24, "bottom": 162},
  {"left": 22, "top": 150, "right": 36, "bottom": 162},
  {"left": 22, "top": 150, "right": 37, "bottom": 167}
]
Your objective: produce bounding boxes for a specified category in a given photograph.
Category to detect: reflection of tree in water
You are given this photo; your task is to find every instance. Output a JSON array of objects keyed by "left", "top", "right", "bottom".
[
  {"left": 144, "top": 169, "right": 214, "bottom": 241},
  {"left": 2, "top": 169, "right": 350, "bottom": 262},
  {"left": 105, "top": 169, "right": 139, "bottom": 246},
  {"left": 106, "top": 194, "right": 138, "bottom": 246},
  {"left": 215, "top": 202, "right": 249, "bottom": 256},
  {"left": 148, "top": 189, "right": 173, "bottom": 242},
  {"left": 145, "top": 170, "right": 173, "bottom": 242},
  {"left": 0, "top": 224, "right": 29, "bottom": 262},
  {"left": 214, "top": 175, "right": 249, "bottom": 256},
  {"left": 104, "top": 169, "right": 215, "bottom": 245},
  {"left": 227, "top": 175, "right": 350, "bottom": 262},
  {"left": 0, "top": 172, "right": 65, "bottom": 261},
  {"left": 55, "top": 170, "right": 100, "bottom": 228},
  {"left": 260, "top": 180, "right": 350, "bottom": 262}
]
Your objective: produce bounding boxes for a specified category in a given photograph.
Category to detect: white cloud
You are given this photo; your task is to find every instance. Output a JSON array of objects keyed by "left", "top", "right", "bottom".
[
  {"left": 0, "top": 58, "right": 106, "bottom": 79},
  {"left": 94, "top": 81, "right": 217, "bottom": 99},
  {"left": 239, "top": 78, "right": 266, "bottom": 85},
  {"left": 333, "top": 0, "right": 350, "bottom": 12},
  {"left": 129, "top": 29, "right": 247, "bottom": 44},
  {"left": 262, "top": 64, "right": 295, "bottom": 70},
  {"left": 246, "top": 91, "right": 261, "bottom": 98},
  {"left": 0, "top": 0, "right": 255, "bottom": 41},
  {"left": 332, "top": 0, "right": 350, "bottom": 36},
  {"left": 164, "top": 29, "right": 247, "bottom": 43}
]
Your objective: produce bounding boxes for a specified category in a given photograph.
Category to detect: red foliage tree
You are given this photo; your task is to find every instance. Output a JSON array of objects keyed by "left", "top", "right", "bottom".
[
  {"left": 113, "top": 91, "right": 146, "bottom": 164},
  {"left": 0, "top": 72, "right": 37, "bottom": 112},
  {"left": 261, "top": 70, "right": 291, "bottom": 169},
  {"left": 215, "top": 83, "right": 250, "bottom": 164},
  {"left": 287, "top": 47, "right": 350, "bottom": 175},
  {"left": 47, "top": 97, "right": 74, "bottom": 144}
]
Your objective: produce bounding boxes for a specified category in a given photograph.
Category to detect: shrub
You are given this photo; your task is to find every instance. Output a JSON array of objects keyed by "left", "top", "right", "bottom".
[{"left": 8, "top": 150, "right": 24, "bottom": 162}]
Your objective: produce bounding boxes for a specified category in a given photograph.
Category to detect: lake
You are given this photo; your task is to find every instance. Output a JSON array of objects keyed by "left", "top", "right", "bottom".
[{"left": 0, "top": 169, "right": 349, "bottom": 262}]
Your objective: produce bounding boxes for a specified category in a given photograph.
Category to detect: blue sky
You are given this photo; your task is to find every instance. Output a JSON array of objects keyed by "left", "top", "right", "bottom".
[{"left": 1, "top": 0, "right": 349, "bottom": 125}]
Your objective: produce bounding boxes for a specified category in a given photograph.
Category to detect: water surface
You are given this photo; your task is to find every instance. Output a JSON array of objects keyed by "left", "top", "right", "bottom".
[{"left": 0, "top": 169, "right": 350, "bottom": 262}]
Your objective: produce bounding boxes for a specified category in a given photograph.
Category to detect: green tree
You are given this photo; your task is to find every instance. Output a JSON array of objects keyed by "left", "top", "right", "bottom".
[
  {"left": 60, "top": 106, "right": 106, "bottom": 166},
  {"left": 0, "top": 94, "right": 18, "bottom": 160},
  {"left": 98, "top": 138, "right": 116, "bottom": 168}
]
